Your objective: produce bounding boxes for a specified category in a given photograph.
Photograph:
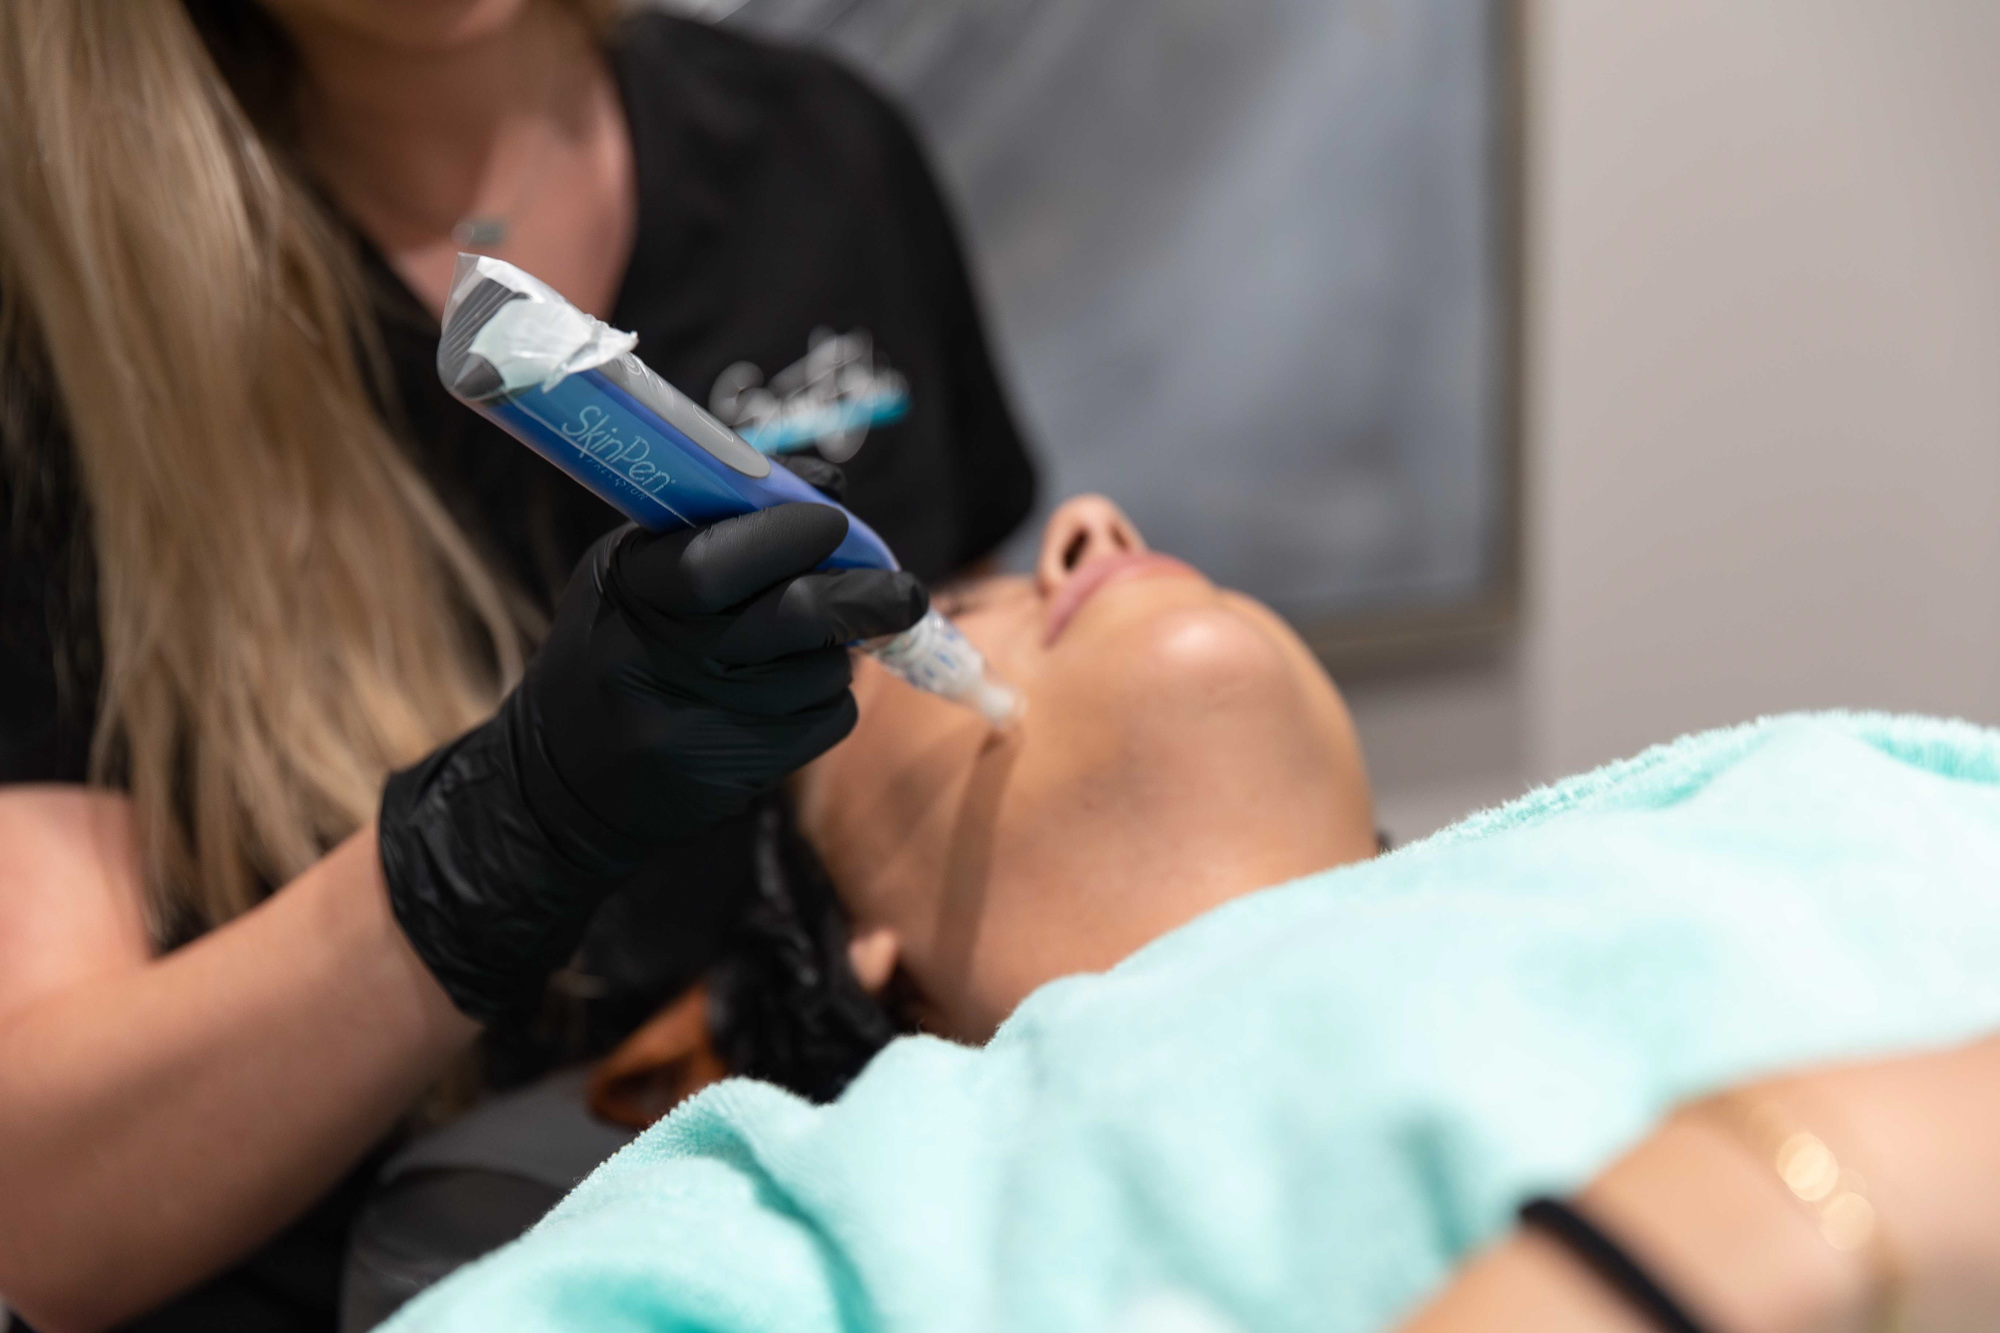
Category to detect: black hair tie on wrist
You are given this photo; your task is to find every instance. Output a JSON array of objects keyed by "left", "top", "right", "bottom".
[{"left": 1518, "top": 1197, "right": 1715, "bottom": 1333}]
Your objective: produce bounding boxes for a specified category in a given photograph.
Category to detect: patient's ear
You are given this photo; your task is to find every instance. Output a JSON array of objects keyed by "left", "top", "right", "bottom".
[
  {"left": 846, "top": 924, "right": 901, "bottom": 994},
  {"left": 589, "top": 984, "right": 729, "bottom": 1130}
]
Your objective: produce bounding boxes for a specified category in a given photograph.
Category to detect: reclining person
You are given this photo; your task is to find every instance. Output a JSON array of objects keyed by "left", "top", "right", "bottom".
[
  {"left": 387, "top": 497, "right": 2000, "bottom": 1333},
  {"left": 794, "top": 493, "right": 1380, "bottom": 1043},
  {"left": 345, "top": 491, "right": 1377, "bottom": 1319},
  {"left": 574, "top": 490, "right": 1378, "bottom": 1134},
  {"left": 597, "top": 489, "right": 1379, "bottom": 1116}
]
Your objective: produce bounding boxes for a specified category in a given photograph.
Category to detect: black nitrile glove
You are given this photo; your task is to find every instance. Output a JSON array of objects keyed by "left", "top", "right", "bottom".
[{"left": 378, "top": 502, "right": 926, "bottom": 1024}]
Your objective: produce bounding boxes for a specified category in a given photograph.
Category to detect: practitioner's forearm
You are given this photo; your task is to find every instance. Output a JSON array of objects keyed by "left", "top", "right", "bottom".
[{"left": 0, "top": 829, "right": 476, "bottom": 1331}]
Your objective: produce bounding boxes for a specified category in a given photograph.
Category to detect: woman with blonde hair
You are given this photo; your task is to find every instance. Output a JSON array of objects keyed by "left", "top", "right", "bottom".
[{"left": 0, "top": 0, "right": 1034, "bottom": 1327}]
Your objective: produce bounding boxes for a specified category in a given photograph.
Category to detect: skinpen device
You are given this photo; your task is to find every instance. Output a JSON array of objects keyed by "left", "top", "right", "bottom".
[{"left": 437, "top": 254, "right": 1022, "bottom": 727}]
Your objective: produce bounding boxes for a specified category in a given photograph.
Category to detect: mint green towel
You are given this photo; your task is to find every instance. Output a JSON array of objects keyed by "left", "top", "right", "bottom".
[{"left": 388, "top": 713, "right": 2000, "bottom": 1333}]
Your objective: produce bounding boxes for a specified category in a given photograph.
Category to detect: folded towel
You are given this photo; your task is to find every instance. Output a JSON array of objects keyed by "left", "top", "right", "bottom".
[{"left": 387, "top": 713, "right": 2000, "bottom": 1333}]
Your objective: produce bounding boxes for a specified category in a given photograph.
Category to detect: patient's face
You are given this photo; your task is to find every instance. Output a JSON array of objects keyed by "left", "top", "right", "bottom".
[{"left": 795, "top": 496, "right": 1377, "bottom": 1041}]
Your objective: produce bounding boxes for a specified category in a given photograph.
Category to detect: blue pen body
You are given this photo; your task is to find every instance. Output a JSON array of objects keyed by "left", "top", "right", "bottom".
[
  {"left": 438, "top": 253, "right": 1024, "bottom": 727},
  {"left": 471, "top": 363, "right": 897, "bottom": 569}
]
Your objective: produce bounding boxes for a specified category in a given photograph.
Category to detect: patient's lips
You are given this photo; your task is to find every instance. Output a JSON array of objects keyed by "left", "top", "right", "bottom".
[{"left": 1044, "top": 551, "right": 1201, "bottom": 645}]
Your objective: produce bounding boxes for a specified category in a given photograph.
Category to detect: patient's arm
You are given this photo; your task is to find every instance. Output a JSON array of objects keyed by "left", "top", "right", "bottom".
[
  {"left": 1403, "top": 1120, "right": 1852, "bottom": 1333},
  {"left": 1399, "top": 1035, "right": 2000, "bottom": 1333}
]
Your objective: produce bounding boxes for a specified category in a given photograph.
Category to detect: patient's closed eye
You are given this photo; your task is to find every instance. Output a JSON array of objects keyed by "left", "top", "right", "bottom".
[
  {"left": 931, "top": 579, "right": 1030, "bottom": 621},
  {"left": 933, "top": 588, "right": 984, "bottom": 619}
]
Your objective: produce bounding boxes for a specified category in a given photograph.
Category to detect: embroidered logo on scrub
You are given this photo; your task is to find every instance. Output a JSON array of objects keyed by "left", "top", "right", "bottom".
[{"left": 708, "top": 328, "right": 909, "bottom": 461}]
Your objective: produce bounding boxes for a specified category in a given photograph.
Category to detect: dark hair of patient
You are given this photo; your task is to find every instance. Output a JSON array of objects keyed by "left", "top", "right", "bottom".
[
  {"left": 482, "top": 795, "right": 901, "bottom": 1104},
  {"left": 705, "top": 800, "right": 903, "bottom": 1101}
]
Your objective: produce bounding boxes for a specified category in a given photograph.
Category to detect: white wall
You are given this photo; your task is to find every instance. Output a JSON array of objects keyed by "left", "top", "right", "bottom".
[{"left": 1348, "top": 0, "right": 2000, "bottom": 839}]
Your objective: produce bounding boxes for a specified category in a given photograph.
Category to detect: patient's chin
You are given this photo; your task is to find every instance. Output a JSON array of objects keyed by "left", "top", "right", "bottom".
[{"left": 1099, "top": 603, "right": 1302, "bottom": 717}]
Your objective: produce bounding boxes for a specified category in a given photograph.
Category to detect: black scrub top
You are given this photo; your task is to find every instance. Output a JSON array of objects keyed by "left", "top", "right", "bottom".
[{"left": 0, "top": 13, "right": 1035, "bottom": 1329}]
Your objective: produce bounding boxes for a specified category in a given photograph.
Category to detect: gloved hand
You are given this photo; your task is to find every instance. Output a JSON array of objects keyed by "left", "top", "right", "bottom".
[{"left": 378, "top": 502, "right": 926, "bottom": 1024}]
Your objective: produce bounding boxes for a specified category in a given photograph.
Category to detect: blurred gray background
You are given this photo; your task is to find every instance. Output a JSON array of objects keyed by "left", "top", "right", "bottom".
[
  {"left": 688, "top": 0, "right": 1510, "bottom": 626},
  {"left": 666, "top": 1, "right": 2000, "bottom": 842}
]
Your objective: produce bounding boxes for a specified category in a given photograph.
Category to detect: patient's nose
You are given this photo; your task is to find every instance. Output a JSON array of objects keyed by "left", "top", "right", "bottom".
[{"left": 1036, "top": 495, "right": 1147, "bottom": 595}]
